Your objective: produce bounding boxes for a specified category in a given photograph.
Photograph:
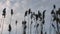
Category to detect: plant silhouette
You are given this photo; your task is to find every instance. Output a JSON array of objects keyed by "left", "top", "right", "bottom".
[
  {"left": 15, "top": 20, "right": 18, "bottom": 34},
  {"left": 2, "top": 8, "right": 6, "bottom": 18},
  {"left": 51, "top": 4, "right": 60, "bottom": 34},
  {"left": 22, "top": 20, "right": 27, "bottom": 34},
  {"left": 8, "top": 9, "right": 14, "bottom": 34},
  {"left": 1, "top": 8, "right": 6, "bottom": 34},
  {"left": 8, "top": 24, "right": 12, "bottom": 34}
]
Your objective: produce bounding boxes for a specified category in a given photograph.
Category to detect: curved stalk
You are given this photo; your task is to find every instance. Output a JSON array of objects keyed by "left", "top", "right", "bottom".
[
  {"left": 28, "top": 15, "right": 29, "bottom": 34},
  {"left": 16, "top": 24, "right": 17, "bottom": 34},
  {"left": 1, "top": 17, "right": 4, "bottom": 34},
  {"left": 9, "top": 15, "right": 12, "bottom": 34}
]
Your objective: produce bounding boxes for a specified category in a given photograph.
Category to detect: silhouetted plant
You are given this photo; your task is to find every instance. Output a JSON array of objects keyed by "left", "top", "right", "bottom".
[
  {"left": 41, "top": 30, "right": 43, "bottom": 34},
  {"left": 36, "top": 23, "right": 39, "bottom": 34},
  {"left": 37, "top": 23, "right": 39, "bottom": 27},
  {"left": 51, "top": 10, "right": 55, "bottom": 14},
  {"left": 15, "top": 20, "right": 18, "bottom": 34},
  {"left": 51, "top": 10, "right": 55, "bottom": 21},
  {"left": 22, "top": 20, "right": 27, "bottom": 34},
  {"left": 24, "top": 11, "right": 28, "bottom": 17},
  {"left": 52, "top": 24, "right": 55, "bottom": 29},
  {"left": 8, "top": 24, "right": 12, "bottom": 34},
  {"left": 42, "top": 20, "right": 45, "bottom": 24},
  {"left": 31, "top": 12, "right": 35, "bottom": 19},
  {"left": 24, "top": 9, "right": 31, "bottom": 17},
  {"left": 35, "top": 14, "right": 38, "bottom": 21},
  {"left": 43, "top": 10, "right": 46, "bottom": 19},
  {"left": 38, "top": 10, "right": 41, "bottom": 17},
  {"left": 24, "top": 9, "right": 33, "bottom": 34},
  {"left": 56, "top": 8, "right": 60, "bottom": 15},
  {"left": 1, "top": 8, "right": 6, "bottom": 34},
  {"left": 2, "top": 8, "right": 6, "bottom": 18},
  {"left": 24, "top": 9, "right": 31, "bottom": 34},
  {"left": 22, "top": 20, "right": 26, "bottom": 25},
  {"left": 28, "top": 9, "right": 32, "bottom": 14},
  {"left": 11, "top": 9, "right": 13, "bottom": 16},
  {"left": 56, "top": 8, "right": 60, "bottom": 24},
  {"left": 30, "top": 12, "right": 36, "bottom": 34},
  {"left": 51, "top": 5, "right": 60, "bottom": 34},
  {"left": 15, "top": 20, "right": 18, "bottom": 25},
  {"left": 31, "top": 13, "right": 33, "bottom": 19},
  {"left": 10, "top": 9, "right": 14, "bottom": 24},
  {"left": 8, "top": 9, "right": 13, "bottom": 34},
  {"left": 41, "top": 10, "right": 46, "bottom": 34},
  {"left": 34, "top": 14, "right": 39, "bottom": 34},
  {"left": 38, "top": 11, "right": 42, "bottom": 21},
  {"left": 28, "top": 9, "right": 32, "bottom": 34},
  {"left": 30, "top": 21, "right": 33, "bottom": 34},
  {"left": 24, "top": 25, "right": 27, "bottom": 30},
  {"left": 38, "top": 10, "right": 43, "bottom": 34},
  {"left": 51, "top": 5, "right": 57, "bottom": 34},
  {"left": 53, "top": 4, "right": 56, "bottom": 9},
  {"left": 56, "top": 8, "right": 60, "bottom": 34},
  {"left": 23, "top": 31, "right": 26, "bottom": 34}
]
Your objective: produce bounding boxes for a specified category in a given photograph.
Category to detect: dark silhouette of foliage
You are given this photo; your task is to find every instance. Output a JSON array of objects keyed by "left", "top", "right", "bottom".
[
  {"left": 24, "top": 9, "right": 32, "bottom": 17},
  {"left": 51, "top": 10, "right": 55, "bottom": 14},
  {"left": 38, "top": 10, "right": 41, "bottom": 17},
  {"left": 51, "top": 7, "right": 60, "bottom": 23},
  {"left": 41, "top": 30, "right": 43, "bottom": 34},
  {"left": 31, "top": 14, "right": 33, "bottom": 19},
  {"left": 24, "top": 25, "right": 27, "bottom": 30},
  {"left": 24, "top": 11, "right": 28, "bottom": 16},
  {"left": 15, "top": 20, "right": 18, "bottom": 34},
  {"left": 52, "top": 24, "right": 55, "bottom": 29},
  {"left": 31, "top": 12, "right": 35, "bottom": 19},
  {"left": 31, "top": 13, "right": 33, "bottom": 19},
  {"left": 53, "top": 17, "right": 56, "bottom": 21},
  {"left": 53, "top": 4, "right": 56, "bottom": 9},
  {"left": 22, "top": 21, "right": 27, "bottom": 25},
  {"left": 37, "top": 23, "right": 39, "bottom": 27},
  {"left": 22, "top": 20, "right": 27, "bottom": 34},
  {"left": 51, "top": 5, "right": 60, "bottom": 34},
  {"left": 39, "top": 17, "right": 42, "bottom": 21},
  {"left": 8, "top": 24, "right": 11, "bottom": 32},
  {"left": 56, "top": 8, "right": 60, "bottom": 15},
  {"left": 11, "top": 9, "right": 13, "bottom": 16},
  {"left": 15, "top": 20, "right": 18, "bottom": 25},
  {"left": 42, "top": 20, "right": 45, "bottom": 24},
  {"left": 2, "top": 8, "right": 6, "bottom": 18},
  {"left": 35, "top": 14, "right": 38, "bottom": 21},
  {"left": 43, "top": 10, "right": 46, "bottom": 19},
  {"left": 24, "top": 9, "right": 32, "bottom": 34},
  {"left": 42, "top": 10, "right": 46, "bottom": 24},
  {"left": 28, "top": 9, "right": 31, "bottom": 14},
  {"left": 1, "top": 8, "right": 6, "bottom": 34},
  {"left": 38, "top": 11, "right": 42, "bottom": 21},
  {"left": 23, "top": 31, "right": 26, "bottom": 34}
]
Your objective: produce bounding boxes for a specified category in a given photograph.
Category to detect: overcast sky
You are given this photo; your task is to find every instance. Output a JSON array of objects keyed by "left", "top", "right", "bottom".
[{"left": 0, "top": 0, "right": 60, "bottom": 34}]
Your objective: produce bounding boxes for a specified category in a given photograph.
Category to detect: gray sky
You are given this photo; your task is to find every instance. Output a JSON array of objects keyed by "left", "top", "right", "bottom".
[{"left": 0, "top": 0, "right": 60, "bottom": 34}]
